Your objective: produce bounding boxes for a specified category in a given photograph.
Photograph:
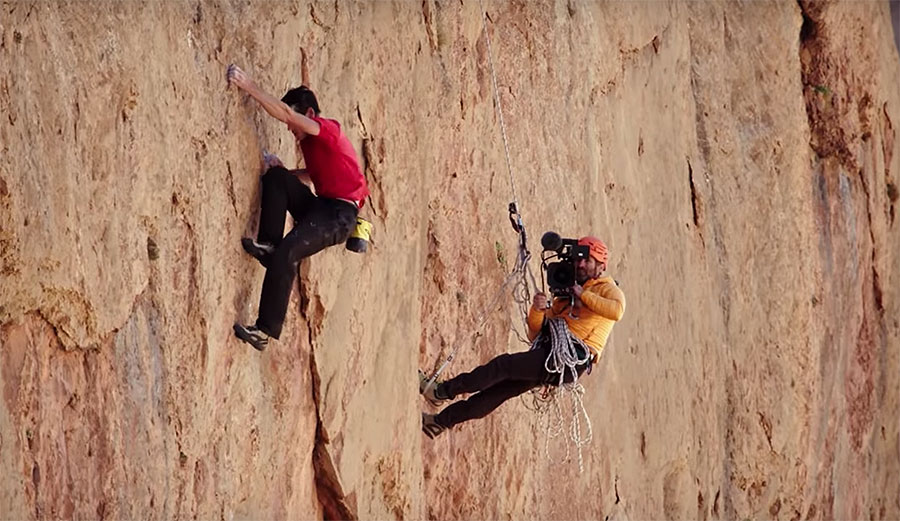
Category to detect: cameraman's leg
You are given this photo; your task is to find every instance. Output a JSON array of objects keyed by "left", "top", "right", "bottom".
[
  {"left": 441, "top": 347, "right": 550, "bottom": 399},
  {"left": 435, "top": 380, "right": 536, "bottom": 429},
  {"left": 257, "top": 166, "right": 315, "bottom": 247}
]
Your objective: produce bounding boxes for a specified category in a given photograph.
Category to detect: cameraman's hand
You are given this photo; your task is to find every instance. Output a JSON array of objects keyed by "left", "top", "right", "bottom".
[
  {"left": 572, "top": 284, "right": 584, "bottom": 299},
  {"left": 532, "top": 292, "right": 549, "bottom": 310}
]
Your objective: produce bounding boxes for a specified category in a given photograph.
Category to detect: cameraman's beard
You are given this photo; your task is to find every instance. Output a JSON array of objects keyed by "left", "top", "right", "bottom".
[
  {"left": 576, "top": 270, "right": 590, "bottom": 285},
  {"left": 577, "top": 266, "right": 601, "bottom": 285}
]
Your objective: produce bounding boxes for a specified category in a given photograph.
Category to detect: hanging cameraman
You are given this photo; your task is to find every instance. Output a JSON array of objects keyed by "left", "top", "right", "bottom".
[{"left": 421, "top": 235, "right": 626, "bottom": 439}]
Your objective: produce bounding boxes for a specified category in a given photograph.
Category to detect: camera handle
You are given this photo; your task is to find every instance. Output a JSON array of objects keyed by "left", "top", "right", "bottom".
[
  {"left": 557, "top": 293, "right": 579, "bottom": 319},
  {"left": 567, "top": 295, "right": 579, "bottom": 318},
  {"left": 539, "top": 250, "right": 564, "bottom": 294}
]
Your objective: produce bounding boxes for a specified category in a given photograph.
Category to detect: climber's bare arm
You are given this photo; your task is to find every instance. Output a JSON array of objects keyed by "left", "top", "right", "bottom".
[{"left": 227, "top": 64, "right": 320, "bottom": 138}]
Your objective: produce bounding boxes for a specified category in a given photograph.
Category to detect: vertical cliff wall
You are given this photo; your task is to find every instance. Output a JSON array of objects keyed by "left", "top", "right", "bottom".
[{"left": 1, "top": 1, "right": 898, "bottom": 519}]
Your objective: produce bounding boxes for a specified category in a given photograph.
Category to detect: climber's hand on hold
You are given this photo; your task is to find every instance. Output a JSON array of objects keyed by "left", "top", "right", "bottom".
[{"left": 227, "top": 64, "right": 252, "bottom": 91}]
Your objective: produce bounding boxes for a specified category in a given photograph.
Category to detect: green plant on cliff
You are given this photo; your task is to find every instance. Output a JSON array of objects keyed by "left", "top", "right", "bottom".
[{"left": 495, "top": 241, "right": 508, "bottom": 270}]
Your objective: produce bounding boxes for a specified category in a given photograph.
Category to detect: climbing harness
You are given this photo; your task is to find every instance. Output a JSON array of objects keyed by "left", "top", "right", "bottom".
[{"left": 526, "top": 318, "right": 594, "bottom": 473}]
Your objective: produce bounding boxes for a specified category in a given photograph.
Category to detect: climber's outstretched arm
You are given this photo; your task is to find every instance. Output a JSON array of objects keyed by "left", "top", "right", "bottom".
[{"left": 226, "top": 64, "right": 320, "bottom": 138}]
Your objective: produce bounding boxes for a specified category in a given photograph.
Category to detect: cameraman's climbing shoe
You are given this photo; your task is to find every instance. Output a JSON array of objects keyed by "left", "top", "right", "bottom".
[
  {"left": 419, "top": 369, "right": 448, "bottom": 407},
  {"left": 422, "top": 413, "right": 447, "bottom": 439},
  {"left": 241, "top": 238, "right": 274, "bottom": 267},
  {"left": 233, "top": 324, "right": 270, "bottom": 351}
]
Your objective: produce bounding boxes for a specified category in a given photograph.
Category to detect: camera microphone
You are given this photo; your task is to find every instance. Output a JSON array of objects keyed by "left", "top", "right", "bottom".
[{"left": 541, "top": 231, "right": 563, "bottom": 251}]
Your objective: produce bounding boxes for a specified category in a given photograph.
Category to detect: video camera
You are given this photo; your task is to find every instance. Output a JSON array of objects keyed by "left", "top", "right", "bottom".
[{"left": 540, "top": 231, "right": 590, "bottom": 297}]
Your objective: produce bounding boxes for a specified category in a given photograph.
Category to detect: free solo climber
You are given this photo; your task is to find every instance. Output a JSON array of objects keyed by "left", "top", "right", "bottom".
[
  {"left": 420, "top": 236, "right": 625, "bottom": 438},
  {"left": 226, "top": 64, "right": 370, "bottom": 351}
]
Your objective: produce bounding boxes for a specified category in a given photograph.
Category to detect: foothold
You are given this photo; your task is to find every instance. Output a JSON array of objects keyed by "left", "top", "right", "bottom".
[
  {"left": 887, "top": 181, "right": 898, "bottom": 202},
  {"left": 147, "top": 237, "right": 159, "bottom": 261},
  {"left": 769, "top": 497, "right": 782, "bottom": 516}
]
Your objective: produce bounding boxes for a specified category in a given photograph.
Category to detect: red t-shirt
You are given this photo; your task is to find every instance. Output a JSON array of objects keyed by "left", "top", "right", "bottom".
[{"left": 296, "top": 116, "right": 369, "bottom": 206}]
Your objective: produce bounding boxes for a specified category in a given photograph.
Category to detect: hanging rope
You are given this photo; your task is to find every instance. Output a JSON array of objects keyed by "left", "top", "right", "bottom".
[
  {"left": 476, "top": 0, "right": 539, "bottom": 307},
  {"left": 478, "top": 0, "right": 521, "bottom": 209},
  {"left": 478, "top": 0, "right": 539, "bottom": 305},
  {"left": 422, "top": 1, "right": 596, "bottom": 473},
  {"left": 475, "top": 0, "right": 596, "bottom": 470},
  {"left": 527, "top": 318, "right": 594, "bottom": 473},
  {"left": 423, "top": 0, "right": 539, "bottom": 391}
]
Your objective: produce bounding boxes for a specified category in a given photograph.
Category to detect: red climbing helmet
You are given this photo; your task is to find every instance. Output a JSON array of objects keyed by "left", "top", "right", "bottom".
[{"left": 578, "top": 236, "right": 608, "bottom": 264}]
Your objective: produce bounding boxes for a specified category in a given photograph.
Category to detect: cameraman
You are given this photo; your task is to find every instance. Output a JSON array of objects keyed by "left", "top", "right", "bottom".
[{"left": 422, "top": 236, "right": 625, "bottom": 438}]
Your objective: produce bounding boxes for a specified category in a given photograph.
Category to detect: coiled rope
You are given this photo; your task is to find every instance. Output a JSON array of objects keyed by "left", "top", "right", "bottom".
[{"left": 528, "top": 317, "right": 594, "bottom": 473}]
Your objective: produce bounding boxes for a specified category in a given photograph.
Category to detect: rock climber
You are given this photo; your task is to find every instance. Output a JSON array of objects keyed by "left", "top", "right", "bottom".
[
  {"left": 227, "top": 64, "right": 369, "bottom": 351},
  {"left": 421, "top": 236, "right": 625, "bottom": 438}
]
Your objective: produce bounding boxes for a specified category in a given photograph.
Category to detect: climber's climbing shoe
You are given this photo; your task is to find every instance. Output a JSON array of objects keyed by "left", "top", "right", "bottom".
[
  {"left": 233, "top": 323, "right": 270, "bottom": 351},
  {"left": 241, "top": 238, "right": 274, "bottom": 268}
]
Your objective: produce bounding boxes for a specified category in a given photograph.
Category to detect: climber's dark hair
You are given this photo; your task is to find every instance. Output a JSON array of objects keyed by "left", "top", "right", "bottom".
[{"left": 281, "top": 86, "right": 320, "bottom": 115}]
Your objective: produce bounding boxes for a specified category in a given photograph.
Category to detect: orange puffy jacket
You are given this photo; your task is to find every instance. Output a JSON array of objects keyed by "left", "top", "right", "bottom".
[{"left": 526, "top": 276, "right": 625, "bottom": 362}]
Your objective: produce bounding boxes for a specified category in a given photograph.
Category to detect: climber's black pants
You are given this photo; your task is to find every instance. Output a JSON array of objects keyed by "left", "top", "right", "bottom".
[
  {"left": 435, "top": 338, "right": 590, "bottom": 429},
  {"left": 254, "top": 167, "right": 357, "bottom": 339}
]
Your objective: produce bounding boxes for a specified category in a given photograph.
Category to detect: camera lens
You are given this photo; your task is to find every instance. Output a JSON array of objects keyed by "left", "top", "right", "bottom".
[{"left": 547, "top": 261, "right": 575, "bottom": 290}]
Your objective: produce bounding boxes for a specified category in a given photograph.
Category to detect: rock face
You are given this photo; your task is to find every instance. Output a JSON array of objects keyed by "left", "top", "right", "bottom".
[{"left": 1, "top": 1, "right": 898, "bottom": 519}]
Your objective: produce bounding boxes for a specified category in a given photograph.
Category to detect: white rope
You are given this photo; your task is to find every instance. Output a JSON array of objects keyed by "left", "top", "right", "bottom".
[
  {"left": 529, "top": 318, "right": 594, "bottom": 473},
  {"left": 541, "top": 317, "right": 592, "bottom": 383}
]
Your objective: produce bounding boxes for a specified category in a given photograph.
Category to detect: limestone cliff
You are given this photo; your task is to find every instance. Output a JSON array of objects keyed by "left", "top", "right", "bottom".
[{"left": 1, "top": 1, "right": 898, "bottom": 519}]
